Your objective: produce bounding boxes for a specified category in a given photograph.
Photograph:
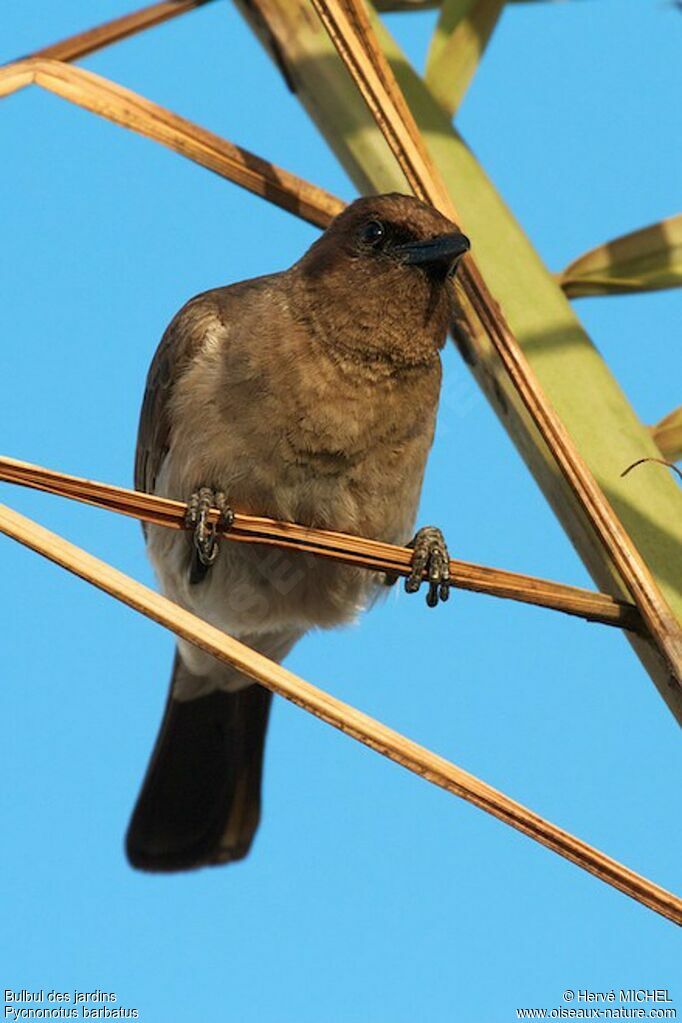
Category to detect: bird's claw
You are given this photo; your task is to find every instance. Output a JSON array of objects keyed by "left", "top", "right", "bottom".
[
  {"left": 405, "top": 525, "right": 451, "bottom": 607},
  {"left": 185, "top": 487, "right": 234, "bottom": 582}
]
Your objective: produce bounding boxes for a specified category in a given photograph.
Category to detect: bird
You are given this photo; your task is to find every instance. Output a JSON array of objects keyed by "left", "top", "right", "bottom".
[{"left": 126, "top": 192, "right": 470, "bottom": 872}]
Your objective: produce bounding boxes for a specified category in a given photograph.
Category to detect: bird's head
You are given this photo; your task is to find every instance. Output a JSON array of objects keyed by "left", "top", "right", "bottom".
[{"left": 294, "top": 193, "right": 470, "bottom": 368}]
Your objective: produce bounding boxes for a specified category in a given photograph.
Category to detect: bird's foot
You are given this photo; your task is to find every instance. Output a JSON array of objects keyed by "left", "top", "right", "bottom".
[
  {"left": 185, "top": 487, "right": 234, "bottom": 584},
  {"left": 405, "top": 526, "right": 451, "bottom": 608}
]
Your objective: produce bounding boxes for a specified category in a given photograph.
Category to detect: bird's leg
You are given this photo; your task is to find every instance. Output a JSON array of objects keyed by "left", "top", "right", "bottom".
[
  {"left": 185, "top": 486, "right": 234, "bottom": 585},
  {"left": 404, "top": 526, "right": 451, "bottom": 608}
]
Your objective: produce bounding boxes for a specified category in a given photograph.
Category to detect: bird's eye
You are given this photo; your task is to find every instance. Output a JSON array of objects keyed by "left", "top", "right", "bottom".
[{"left": 360, "top": 220, "right": 385, "bottom": 247}]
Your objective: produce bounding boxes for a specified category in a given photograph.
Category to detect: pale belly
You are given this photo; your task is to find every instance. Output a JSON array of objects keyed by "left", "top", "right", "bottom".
[{"left": 145, "top": 447, "right": 409, "bottom": 650}]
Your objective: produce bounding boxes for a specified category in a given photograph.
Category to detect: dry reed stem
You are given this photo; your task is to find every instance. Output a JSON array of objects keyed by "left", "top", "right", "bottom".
[
  {"left": 0, "top": 499, "right": 678, "bottom": 925},
  {"left": 0, "top": 59, "right": 341, "bottom": 229},
  {"left": 310, "top": 0, "right": 682, "bottom": 687},
  {"left": 28, "top": 0, "right": 214, "bottom": 63},
  {"left": 0, "top": 456, "right": 641, "bottom": 631}
]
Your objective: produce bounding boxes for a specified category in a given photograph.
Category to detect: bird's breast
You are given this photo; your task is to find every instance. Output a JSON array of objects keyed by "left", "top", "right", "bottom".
[{"left": 150, "top": 326, "right": 440, "bottom": 634}]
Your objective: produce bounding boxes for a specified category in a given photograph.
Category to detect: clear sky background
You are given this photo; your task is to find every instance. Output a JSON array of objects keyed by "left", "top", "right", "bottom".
[{"left": 1, "top": 2, "right": 680, "bottom": 1020}]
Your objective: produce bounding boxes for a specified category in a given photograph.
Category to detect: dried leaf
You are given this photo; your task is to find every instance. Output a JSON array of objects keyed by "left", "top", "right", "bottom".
[
  {"left": 30, "top": 0, "right": 214, "bottom": 63},
  {"left": 0, "top": 454, "right": 641, "bottom": 631},
  {"left": 0, "top": 497, "right": 678, "bottom": 923},
  {"left": 0, "top": 59, "right": 341, "bottom": 229}
]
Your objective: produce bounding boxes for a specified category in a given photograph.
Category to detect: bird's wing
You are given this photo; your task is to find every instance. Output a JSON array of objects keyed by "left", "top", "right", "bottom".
[
  {"left": 135, "top": 293, "right": 216, "bottom": 495},
  {"left": 135, "top": 276, "right": 278, "bottom": 497}
]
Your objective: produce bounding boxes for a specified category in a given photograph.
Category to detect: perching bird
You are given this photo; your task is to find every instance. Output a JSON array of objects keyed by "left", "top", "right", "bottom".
[{"left": 126, "top": 193, "right": 470, "bottom": 872}]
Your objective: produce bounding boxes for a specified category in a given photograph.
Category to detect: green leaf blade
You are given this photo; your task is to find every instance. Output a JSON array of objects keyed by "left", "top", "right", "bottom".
[
  {"left": 560, "top": 215, "right": 682, "bottom": 298},
  {"left": 652, "top": 406, "right": 682, "bottom": 462},
  {"left": 425, "top": 0, "right": 505, "bottom": 116}
]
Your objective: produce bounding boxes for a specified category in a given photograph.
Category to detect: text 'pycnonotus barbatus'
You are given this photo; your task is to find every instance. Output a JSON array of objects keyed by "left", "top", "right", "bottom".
[{"left": 127, "top": 193, "right": 470, "bottom": 872}]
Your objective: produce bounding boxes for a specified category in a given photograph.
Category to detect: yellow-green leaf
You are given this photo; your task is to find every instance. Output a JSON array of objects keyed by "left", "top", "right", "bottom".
[
  {"left": 651, "top": 407, "right": 682, "bottom": 462},
  {"left": 560, "top": 214, "right": 682, "bottom": 298},
  {"left": 425, "top": 0, "right": 505, "bottom": 116}
]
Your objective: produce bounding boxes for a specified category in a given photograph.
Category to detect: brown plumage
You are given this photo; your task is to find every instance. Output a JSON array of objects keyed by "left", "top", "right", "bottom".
[{"left": 127, "top": 193, "right": 469, "bottom": 872}]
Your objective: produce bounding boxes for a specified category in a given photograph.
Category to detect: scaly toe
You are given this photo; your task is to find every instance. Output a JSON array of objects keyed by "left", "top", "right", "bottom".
[
  {"left": 405, "top": 525, "right": 451, "bottom": 607},
  {"left": 186, "top": 486, "right": 234, "bottom": 583}
]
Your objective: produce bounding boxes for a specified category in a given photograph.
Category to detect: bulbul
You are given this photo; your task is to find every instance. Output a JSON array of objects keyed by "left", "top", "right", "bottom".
[{"left": 126, "top": 192, "right": 470, "bottom": 872}]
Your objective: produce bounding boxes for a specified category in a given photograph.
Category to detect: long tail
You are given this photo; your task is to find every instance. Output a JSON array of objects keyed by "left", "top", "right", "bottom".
[{"left": 126, "top": 653, "right": 273, "bottom": 872}]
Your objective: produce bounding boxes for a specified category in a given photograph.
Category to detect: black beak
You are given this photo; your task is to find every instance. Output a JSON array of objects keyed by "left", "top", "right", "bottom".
[{"left": 395, "top": 231, "right": 470, "bottom": 270}]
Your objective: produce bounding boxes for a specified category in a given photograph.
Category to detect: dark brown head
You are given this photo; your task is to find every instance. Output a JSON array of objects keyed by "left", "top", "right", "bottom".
[{"left": 293, "top": 193, "right": 469, "bottom": 369}]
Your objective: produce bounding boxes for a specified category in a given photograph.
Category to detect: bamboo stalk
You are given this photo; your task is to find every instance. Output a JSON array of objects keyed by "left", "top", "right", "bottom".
[
  {"left": 238, "top": 0, "right": 682, "bottom": 719},
  {"left": 0, "top": 499, "right": 678, "bottom": 925},
  {"left": 0, "top": 456, "right": 640, "bottom": 631},
  {"left": 0, "top": 59, "right": 341, "bottom": 230},
  {"left": 27, "top": 0, "right": 215, "bottom": 63}
]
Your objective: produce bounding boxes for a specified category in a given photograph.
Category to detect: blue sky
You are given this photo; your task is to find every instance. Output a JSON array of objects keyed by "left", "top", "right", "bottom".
[{"left": 1, "top": 1, "right": 680, "bottom": 1020}]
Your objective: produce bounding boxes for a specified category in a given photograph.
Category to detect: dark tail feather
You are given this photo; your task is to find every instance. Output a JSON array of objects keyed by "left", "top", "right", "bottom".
[{"left": 126, "top": 653, "right": 272, "bottom": 872}]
